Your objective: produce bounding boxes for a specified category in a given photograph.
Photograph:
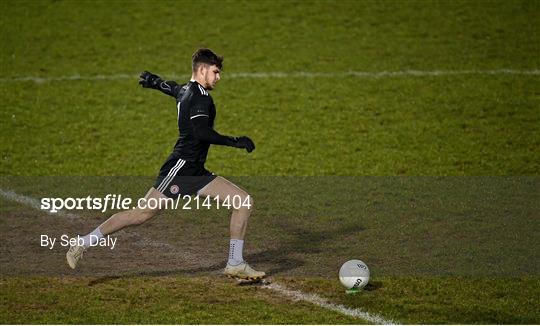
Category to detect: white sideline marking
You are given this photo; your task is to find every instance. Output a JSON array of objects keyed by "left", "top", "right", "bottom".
[
  {"left": 1, "top": 187, "right": 395, "bottom": 323},
  {"left": 0, "top": 188, "right": 178, "bottom": 250},
  {"left": 1, "top": 69, "right": 538, "bottom": 83},
  {"left": 264, "top": 283, "right": 396, "bottom": 325},
  {"left": 0, "top": 188, "right": 77, "bottom": 218}
]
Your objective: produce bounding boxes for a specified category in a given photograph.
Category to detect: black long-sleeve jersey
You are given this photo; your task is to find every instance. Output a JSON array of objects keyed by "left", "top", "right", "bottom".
[{"left": 152, "top": 78, "right": 235, "bottom": 162}]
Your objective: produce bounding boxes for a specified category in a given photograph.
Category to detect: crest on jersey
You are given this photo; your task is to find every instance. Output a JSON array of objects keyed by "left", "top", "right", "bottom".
[{"left": 170, "top": 185, "right": 179, "bottom": 195}]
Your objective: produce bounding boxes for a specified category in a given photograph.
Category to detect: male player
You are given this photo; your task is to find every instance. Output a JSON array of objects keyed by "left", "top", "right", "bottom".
[{"left": 66, "top": 48, "right": 265, "bottom": 280}]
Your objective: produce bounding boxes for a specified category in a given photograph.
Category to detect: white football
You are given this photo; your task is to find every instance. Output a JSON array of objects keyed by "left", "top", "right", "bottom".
[{"left": 339, "top": 259, "right": 370, "bottom": 290}]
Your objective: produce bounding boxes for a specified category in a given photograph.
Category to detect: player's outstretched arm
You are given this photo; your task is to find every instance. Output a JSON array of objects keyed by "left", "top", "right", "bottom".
[
  {"left": 138, "top": 71, "right": 183, "bottom": 98},
  {"left": 192, "top": 117, "right": 255, "bottom": 153}
]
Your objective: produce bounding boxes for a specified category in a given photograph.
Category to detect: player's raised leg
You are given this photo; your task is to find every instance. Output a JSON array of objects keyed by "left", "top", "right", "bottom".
[
  {"left": 66, "top": 187, "right": 166, "bottom": 269},
  {"left": 198, "top": 176, "right": 265, "bottom": 280}
]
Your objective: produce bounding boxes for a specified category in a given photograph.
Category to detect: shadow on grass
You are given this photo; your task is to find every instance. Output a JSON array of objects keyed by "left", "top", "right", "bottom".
[
  {"left": 88, "top": 223, "right": 368, "bottom": 291},
  {"left": 364, "top": 281, "right": 383, "bottom": 291},
  {"left": 88, "top": 221, "right": 365, "bottom": 286}
]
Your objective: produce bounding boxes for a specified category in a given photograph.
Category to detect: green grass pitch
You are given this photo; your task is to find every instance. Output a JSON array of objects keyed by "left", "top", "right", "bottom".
[{"left": 1, "top": 0, "right": 539, "bottom": 324}]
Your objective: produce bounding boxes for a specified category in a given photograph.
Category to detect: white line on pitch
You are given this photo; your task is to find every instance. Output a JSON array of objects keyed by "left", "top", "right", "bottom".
[
  {"left": 0, "top": 188, "right": 179, "bottom": 250},
  {"left": 1, "top": 69, "right": 538, "bottom": 83},
  {"left": 1, "top": 187, "right": 396, "bottom": 324},
  {"left": 264, "top": 282, "right": 396, "bottom": 324},
  {"left": 0, "top": 188, "right": 78, "bottom": 218}
]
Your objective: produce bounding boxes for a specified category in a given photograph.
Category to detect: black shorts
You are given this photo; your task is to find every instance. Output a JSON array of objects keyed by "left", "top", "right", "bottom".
[{"left": 153, "top": 154, "right": 217, "bottom": 198}]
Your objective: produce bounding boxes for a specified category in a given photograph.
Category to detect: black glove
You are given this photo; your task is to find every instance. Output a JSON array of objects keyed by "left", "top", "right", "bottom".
[
  {"left": 231, "top": 136, "right": 255, "bottom": 153},
  {"left": 139, "top": 71, "right": 160, "bottom": 88}
]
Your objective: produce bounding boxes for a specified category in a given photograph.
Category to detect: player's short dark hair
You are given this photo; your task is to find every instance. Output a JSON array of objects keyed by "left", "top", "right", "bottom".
[{"left": 192, "top": 48, "right": 223, "bottom": 72}]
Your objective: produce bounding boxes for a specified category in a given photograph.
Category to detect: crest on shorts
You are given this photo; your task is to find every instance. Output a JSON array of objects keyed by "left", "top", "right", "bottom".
[{"left": 170, "top": 184, "right": 179, "bottom": 194}]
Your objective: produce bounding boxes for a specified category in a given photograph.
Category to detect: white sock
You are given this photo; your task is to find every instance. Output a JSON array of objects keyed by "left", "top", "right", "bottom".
[
  {"left": 228, "top": 239, "right": 244, "bottom": 265},
  {"left": 81, "top": 227, "right": 104, "bottom": 248}
]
